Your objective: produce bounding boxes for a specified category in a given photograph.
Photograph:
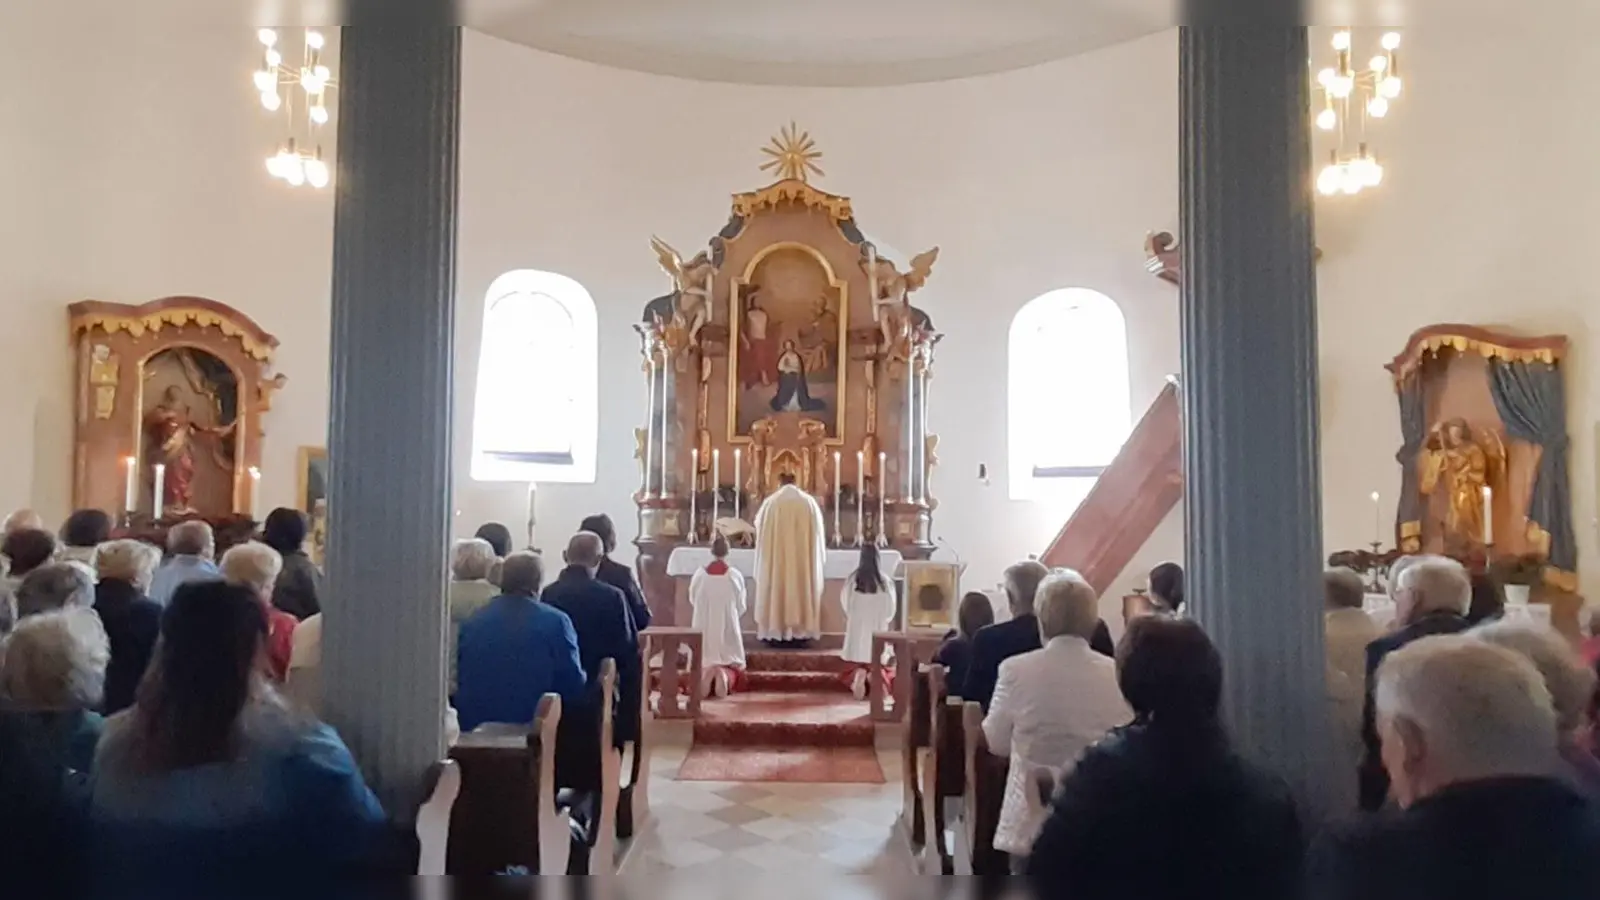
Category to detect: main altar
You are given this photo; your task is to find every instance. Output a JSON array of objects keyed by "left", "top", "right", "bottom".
[{"left": 632, "top": 126, "right": 943, "bottom": 628}]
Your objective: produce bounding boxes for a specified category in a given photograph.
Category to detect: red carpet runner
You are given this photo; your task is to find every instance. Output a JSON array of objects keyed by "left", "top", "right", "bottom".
[{"left": 675, "top": 649, "right": 885, "bottom": 783}]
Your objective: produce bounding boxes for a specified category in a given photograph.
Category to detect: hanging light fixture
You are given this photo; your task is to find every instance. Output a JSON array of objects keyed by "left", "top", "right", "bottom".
[
  {"left": 1313, "top": 29, "right": 1402, "bottom": 197},
  {"left": 253, "top": 28, "right": 336, "bottom": 189}
]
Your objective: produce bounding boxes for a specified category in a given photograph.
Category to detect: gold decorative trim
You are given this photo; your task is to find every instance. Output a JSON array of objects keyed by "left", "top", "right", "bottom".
[
  {"left": 1390, "top": 333, "right": 1562, "bottom": 383},
  {"left": 72, "top": 309, "right": 276, "bottom": 361},
  {"left": 1543, "top": 567, "right": 1578, "bottom": 593},
  {"left": 731, "top": 179, "right": 854, "bottom": 222}
]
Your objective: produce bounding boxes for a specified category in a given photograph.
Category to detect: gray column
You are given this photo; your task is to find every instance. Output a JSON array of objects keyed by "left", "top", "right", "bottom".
[
  {"left": 1179, "top": 27, "right": 1330, "bottom": 809},
  {"left": 323, "top": 23, "right": 460, "bottom": 813}
]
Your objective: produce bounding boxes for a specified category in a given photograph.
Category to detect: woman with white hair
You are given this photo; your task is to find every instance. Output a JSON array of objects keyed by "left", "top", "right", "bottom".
[
  {"left": 448, "top": 538, "right": 498, "bottom": 698},
  {"left": 93, "top": 539, "right": 163, "bottom": 715},
  {"left": 1473, "top": 620, "right": 1600, "bottom": 797},
  {"left": 220, "top": 541, "right": 298, "bottom": 682}
]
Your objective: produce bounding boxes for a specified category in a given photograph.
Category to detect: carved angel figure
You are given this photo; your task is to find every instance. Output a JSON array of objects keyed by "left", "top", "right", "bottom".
[
  {"left": 864, "top": 247, "right": 939, "bottom": 356},
  {"left": 651, "top": 235, "right": 716, "bottom": 349}
]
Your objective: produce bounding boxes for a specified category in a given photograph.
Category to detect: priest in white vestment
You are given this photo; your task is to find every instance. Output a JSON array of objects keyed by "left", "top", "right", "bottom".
[
  {"left": 752, "top": 473, "right": 827, "bottom": 643},
  {"left": 690, "top": 535, "right": 748, "bottom": 697}
]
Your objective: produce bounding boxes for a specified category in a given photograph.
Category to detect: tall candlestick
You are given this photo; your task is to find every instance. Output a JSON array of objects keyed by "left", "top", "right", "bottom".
[
  {"left": 712, "top": 448, "right": 721, "bottom": 527},
  {"left": 733, "top": 448, "right": 742, "bottom": 522},
  {"left": 122, "top": 456, "right": 136, "bottom": 514},
  {"left": 1370, "top": 491, "right": 1381, "bottom": 546},
  {"left": 689, "top": 448, "right": 699, "bottom": 543},
  {"left": 249, "top": 467, "right": 262, "bottom": 521},
  {"left": 1482, "top": 485, "right": 1494, "bottom": 545},
  {"left": 152, "top": 464, "right": 166, "bottom": 521},
  {"left": 644, "top": 360, "right": 657, "bottom": 498},
  {"left": 878, "top": 450, "right": 888, "bottom": 547},
  {"left": 832, "top": 451, "right": 843, "bottom": 546},
  {"left": 526, "top": 482, "right": 538, "bottom": 550},
  {"left": 856, "top": 450, "right": 865, "bottom": 545}
]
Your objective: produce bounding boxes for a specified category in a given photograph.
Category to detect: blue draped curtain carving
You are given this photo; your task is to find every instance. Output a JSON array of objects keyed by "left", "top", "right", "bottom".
[
  {"left": 1394, "top": 372, "right": 1426, "bottom": 549},
  {"left": 1486, "top": 359, "right": 1576, "bottom": 573}
]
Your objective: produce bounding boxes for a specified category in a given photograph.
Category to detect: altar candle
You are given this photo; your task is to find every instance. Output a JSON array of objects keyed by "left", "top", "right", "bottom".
[
  {"left": 878, "top": 451, "right": 888, "bottom": 543},
  {"left": 733, "top": 448, "right": 742, "bottom": 521},
  {"left": 856, "top": 451, "right": 865, "bottom": 541},
  {"left": 1371, "top": 491, "right": 1381, "bottom": 545},
  {"left": 833, "top": 451, "right": 842, "bottom": 537},
  {"left": 526, "top": 481, "right": 538, "bottom": 549},
  {"left": 712, "top": 449, "right": 721, "bottom": 525},
  {"left": 249, "top": 467, "right": 262, "bottom": 521},
  {"left": 1482, "top": 485, "right": 1494, "bottom": 545},
  {"left": 122, "top": 456, "right": 136, "bottom": 514},
  {"left": 690, "top": 448, "right": 699, "bottom": 542},
  {"left": 152, "top": 464, "right": 166, "bottom": 521}
]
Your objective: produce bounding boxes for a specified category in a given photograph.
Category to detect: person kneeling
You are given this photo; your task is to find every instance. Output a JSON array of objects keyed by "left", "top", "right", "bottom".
[
  {"left": 840, "top": 544, "right": 897, "bottom": 700},
  {"left": 690, "top": 536, "right": 747, "bottom": 698}
]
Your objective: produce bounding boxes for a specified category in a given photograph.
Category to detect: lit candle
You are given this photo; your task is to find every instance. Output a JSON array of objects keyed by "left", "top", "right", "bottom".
[
  {"left": 856, "top": 450, "right": 865, "bottom": 544},
  {"left": 878, "top": 451, "right": 888, "bottom": 545},
  {"left": 1371, "top": 491, "right": 1381, "bottom": 545},
  {"left": 249, "top": 467, "right": 262, "bottom": 521},
  {"left": 733, "top": 448, "right": 742, "bottom": 521},
  {"left": 1482, "top": 485, "right": 1494, "bottom": 545},
  {"left": 526, "top": 481, "right": 538, "bottom": 549},
  {"left": 690, "top": 448, "right": 699, "bottom": 543},
  {"left": 122, "top": 456, "right": 136, "bottom": 514},
  {"left": 152, "top": 464, "right": 166, "bottom": 521},
  {"left": 832, "top": 451, "right": 842, "bottom": 543},
  {"left": 712, "top": 448, "right": 721, "bottom": 525}
]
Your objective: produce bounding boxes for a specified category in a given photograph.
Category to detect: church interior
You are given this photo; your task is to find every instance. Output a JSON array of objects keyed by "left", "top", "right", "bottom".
[{"left": 5, "top": 0, "right": 1600, "bottom": 889}]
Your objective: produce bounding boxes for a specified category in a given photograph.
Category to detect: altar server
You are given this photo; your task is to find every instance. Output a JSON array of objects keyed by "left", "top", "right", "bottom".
[
  {"left": 841, "top": 544, "right": 898, "bottom": 699},
  {"left": 752, "top": 473, "right": 827, "bottom": 644},
  {"left": 689, "top": 535, "right": 747, "bottom": 697}
]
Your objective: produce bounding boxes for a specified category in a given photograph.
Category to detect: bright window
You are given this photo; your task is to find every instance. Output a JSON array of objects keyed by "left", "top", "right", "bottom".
[
  {"left": 471, "top": 270, "right": 598, "bottom": 484},
  {"left": 1007, "top": 288, "right": 1132, "bottom": 501}
]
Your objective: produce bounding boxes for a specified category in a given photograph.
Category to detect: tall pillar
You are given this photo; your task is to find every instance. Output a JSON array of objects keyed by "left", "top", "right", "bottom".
[
  {"left": 1179, "top": 27, "right": 1330, "bottom": 808},
  {"left": 322, "top": 23, "right": 460, "bottom": 812}
]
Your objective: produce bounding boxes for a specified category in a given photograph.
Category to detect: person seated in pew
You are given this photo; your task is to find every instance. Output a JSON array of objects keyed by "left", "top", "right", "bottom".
[
  {"left": 580, "top": 513, "right": 652, "bottom": 632},
  {"left": 2, "top": 508, "right": 44, "bottom": 537},
  {"left": 1148, "top": 561, "right": 1184, "bottom": 617},
  {"left": 447, "top": 538, "right": 499, "bottom": 699},
  {"left": 933, "top": 591, "right": 995, "bottom": 698},
  {"left": 456, "top": 551, "right": 586, "bottom": 732},
  {"left": 983, "top": 570, "right": 1130, "bottom": 871},
  {"left": 964, "top": 561, "right": 1116, "bottom": 710},
  {"left": 542, "top": 532, "right": 641, "bottom": 748},
  {"left": 219, "top": 541, "right": 299, "bottom": 683},
  {"left": 840, "top": 543, "right": 898, "bottom": 700},
  {"left": 58, "top": 509, "right": 112, "bottom": 572},
  {"left": 1027, "top": 616, "right": 1304, "bottom": 899},
  {"left": 689, "top": 535, "right": 747, "bottom": 698},
  {"left": 2, "top": 527, "right": 58, "bottom": 593}
]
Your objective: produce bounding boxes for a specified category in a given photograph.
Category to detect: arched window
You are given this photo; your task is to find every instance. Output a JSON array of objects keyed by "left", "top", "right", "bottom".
[
  {"left": 471, "top": 270, "right": 598, "bottom": 484},
  {"left": 1008, "top": 288, "right": 1131, "bottom": 501}
]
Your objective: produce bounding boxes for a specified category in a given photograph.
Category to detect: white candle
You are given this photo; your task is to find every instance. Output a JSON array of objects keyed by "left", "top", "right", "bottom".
[
  {"left": 153, "top": 464, "right": 166, "bottom": 520},
  {"left": 1371, "top": 491, "right": 1381, "bottom": 545},
  {"left": 526, "top": 481, "right": 538, "bottom": 549},
  {"left": 733, "top": 448, "right": 742, "bottom": 521},
  {"left": 122, "top": 456, "right": 136, "bottom": 514},
  {"left": 644, "top": 359, "right": 657, "bottom": 498},
  {"left": 690, "top": 448, "right": 699, "bottom": 542},
  {"left": 249, "top": 467, "right": 262, "bottom": 521},
  {"left": 878, "top": 450, "right": 888, "bottom": 545},
  {"left": 1482, "top": 485, "right": 1494, "bottom": 545},
  {"left": 856, "top": 450, "right": 865, "bottom": 543},
  {"left": 832, "top": 451, "right": 842, "bottom": 541},
  {"left": 712, "top": 448, "right": 721, "bottom": 525}
]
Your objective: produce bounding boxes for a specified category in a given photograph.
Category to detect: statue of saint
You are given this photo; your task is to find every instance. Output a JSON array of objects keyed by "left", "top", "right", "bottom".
[
  {"left": 1420, "top": 419, "right": 1497, "bottom": 547},
  {"left": 144, "top": 385, "right": 235, "bottom": 514}
]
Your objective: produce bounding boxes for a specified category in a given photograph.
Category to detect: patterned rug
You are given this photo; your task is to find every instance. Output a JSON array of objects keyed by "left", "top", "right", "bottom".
[{"left": 675, "top": 745, "right": 885, "bottom": 784}]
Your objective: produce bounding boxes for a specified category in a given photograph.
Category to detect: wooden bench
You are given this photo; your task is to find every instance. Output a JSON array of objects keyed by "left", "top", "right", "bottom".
[
  {"left": 446, "top": 694, "right": 569, "bottom": 875},
  {"left": 644, "top": 627, "right": 703, "bottom": 719},
  {"left": 922, "top": 666, "right": 968, "bottom": 874},
  {"left": 869, "top": 628, "right": 947, "bottom": 722},
  {"left": 554, "top": 659, "right": 621, "bottom": 875},
  {"left": 958, "top": 699, "right": 1009, "bottom": 876},
  {"left": 900, "top": 664, "right": 934, "bottom": 849},
  {"left": 617, "top": 643, "right": 652, "bottom": 840}
]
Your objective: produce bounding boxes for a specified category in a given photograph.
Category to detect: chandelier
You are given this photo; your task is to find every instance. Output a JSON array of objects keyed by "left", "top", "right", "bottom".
[
  {"left": 1313, "top": 30, "right": 1403, "bottom": 197},
  {"left": 252, "top": 28, "right": 336, "bottom": 189}
]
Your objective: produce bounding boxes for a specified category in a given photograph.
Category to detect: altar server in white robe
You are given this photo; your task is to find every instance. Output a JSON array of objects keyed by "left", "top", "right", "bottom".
[
  {"left": 752, "top": 473, "right": 827, "bottom": 643},
  {"left": 690, "top": 535, "right": 748, "bottom": 697},
  {"left": 841, "top": 544, "right": 898, "bottom": 698}
]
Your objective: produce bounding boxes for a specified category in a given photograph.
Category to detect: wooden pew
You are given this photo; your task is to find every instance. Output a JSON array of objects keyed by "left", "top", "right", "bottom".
[
  {"left": 446, "top": 694, "right": 569, "bottom": 875},
  {"left": 869, "top": 628, "right": 946, "bottom": 722},
  {"left": 922, "top": 666, "right": 968, "bottom": 874},
  {"left": 617, "top": 643, "right": 652, "bottom": 840},
  {"left": 644, "top": 627, "right": 703, "bottom": 719},
  {"left": 957, "top": 700, "right": 1009, "bottom": 877},
  {"left": 901, "top": 664, "right": 934, "bottom": 849},
  {"left": 555, "top": 659, "right": 621, "bottom": 875}
]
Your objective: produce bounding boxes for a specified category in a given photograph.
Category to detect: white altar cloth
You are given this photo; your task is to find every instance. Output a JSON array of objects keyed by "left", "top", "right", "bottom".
[{"left": 666, "top": 547, "right": 903, "bottom": 579}]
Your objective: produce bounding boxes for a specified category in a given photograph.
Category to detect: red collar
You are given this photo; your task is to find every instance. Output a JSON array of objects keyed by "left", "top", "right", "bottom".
[{"left": 705, "top": 560, "right": 729, "bottom": 575}]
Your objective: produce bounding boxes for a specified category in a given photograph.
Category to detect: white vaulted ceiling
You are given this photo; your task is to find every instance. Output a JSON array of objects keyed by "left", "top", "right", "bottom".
[{"left": 464, "top": 0, "right": 1173, "bottom": 86}]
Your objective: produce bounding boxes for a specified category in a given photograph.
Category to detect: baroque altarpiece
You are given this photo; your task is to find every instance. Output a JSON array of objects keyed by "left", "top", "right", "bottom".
[{"left": 632, "top": 128, "right": 942, "bottom": 623}]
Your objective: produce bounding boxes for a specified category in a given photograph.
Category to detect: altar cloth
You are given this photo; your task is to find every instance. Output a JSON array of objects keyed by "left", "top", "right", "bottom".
[{"left": 666, "top": 547, "right": 902, "bottom": 579}]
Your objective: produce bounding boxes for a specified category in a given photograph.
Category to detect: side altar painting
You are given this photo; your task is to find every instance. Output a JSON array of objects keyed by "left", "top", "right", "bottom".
[{"left": 632, "top": 125, "right": 945, "bottom": 625}]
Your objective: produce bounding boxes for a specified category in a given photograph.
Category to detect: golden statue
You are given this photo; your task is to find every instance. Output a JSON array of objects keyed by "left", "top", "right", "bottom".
[
  {"left": 864, "top": 247, "right": 939, "bottom": 358},
  {"left": 797, "top": 418, "right": 829, "bottom": 494},
  {"left": 1420, "top": 419, "right": 1503, "bottom": 546},
  {"left": 650, "top": 236, "right": 716, "bottom": 349}
]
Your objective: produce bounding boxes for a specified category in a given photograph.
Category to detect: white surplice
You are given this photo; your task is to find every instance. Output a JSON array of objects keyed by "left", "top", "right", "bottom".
[
  {"left": 841, "top": 575, "right": 898, "bottom": 664},
  {"left": 690, "top": 564, "right": 748, "bottom": 669},
  {"left": 752, "top": 484, "right": 827, "bottom": 640}
]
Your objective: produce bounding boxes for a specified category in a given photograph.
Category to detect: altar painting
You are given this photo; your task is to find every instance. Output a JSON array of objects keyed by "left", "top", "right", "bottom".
[
  {"left": 729, "top": 243, "right": 847, "bottom": 440},
  {"left": 139, "top": 347, "right": 241, "bottom": 517}
]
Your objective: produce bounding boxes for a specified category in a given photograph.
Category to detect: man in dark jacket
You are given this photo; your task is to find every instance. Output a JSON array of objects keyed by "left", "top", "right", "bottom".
[
  {"left": 580, "top": 513, "right": 652, "bottom": 632},
  {"left": 1313, "top": 635, "right": 1600, "bottom": 899},
  {"left": 1359, "top": 557, "right": 1472, "bottom": 810},
  {"left": 542, "top": 530, "right": 642, "bottom": 747},
  {"left": 963, "top": 560, "right": 1115, "bottom": 709}
]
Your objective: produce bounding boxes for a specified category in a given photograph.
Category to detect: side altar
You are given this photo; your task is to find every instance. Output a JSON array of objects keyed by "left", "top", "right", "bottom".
[{"left": 633, "top": 126, "right": 945, "bottom": 627}]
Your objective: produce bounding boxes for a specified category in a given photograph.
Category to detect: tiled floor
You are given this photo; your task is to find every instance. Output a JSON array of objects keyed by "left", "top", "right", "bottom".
[{"left": 621, "top": 736, "right": 915, "bottom": 886}]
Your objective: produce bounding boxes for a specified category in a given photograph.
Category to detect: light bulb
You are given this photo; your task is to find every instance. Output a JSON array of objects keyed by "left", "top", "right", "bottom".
[
  {"left": 1316, "top": 107, "right": 1337, "bottom": 130},
  {"left": 309, "top": 104, "right": 329, "bottom": 125},
  {"left": 265, "top": 48, "right": 281, "bottom": 68},
  {"left": 300, "top": 69, "right": 325, "bottom": 94},
  {"left": 1363, "top": 159, "right": 1384, "bottom": 187},
  {"left": 1381, "top": 75, "right": 1402, "bottom": 98},
  {"left": 1381, "top": 32, "right": 1401, "bottom": 51},
  {"left": 1370, "top": 54, "right": 1389, "bottom": 73},
  {"left": 267, "top": 149, "right": 290, "bottom": 179},
  {"left": 260, "top": 90, "right": 281, "bottom": 112},
  {"left": 258, "top": 28, "right": 277, "bottom": 47},
  {"left": 1341, "top": 167, "right": 1363, "bottom": 195},
  {"left": 313, "top": 64, "right": 330, "bottom": 81},
  {"left": 307, "top": 30, "right": 326, "bottom": 50},
  {"left": 1367, "top": 96, "right": 1389, "bottom": 118},
  {"left": 252, "top": 69, "right": 274, "bottom": 91},
  {"left": 1332, "top": 31, "right": 1351, "bottom": 51},
  {"left": 305, "top": 158, "right": 330, "bottom": 188},
  {"left": 1316, "top": 67, "right": 1336, "bottom": 88},
  {"left": 284, "top": 156, "right": 306, "bottom": 186},
  {"left": 1317, "top": 164, "right": 1343, "bottom": 196},
  {"left": 264, "top": 154, "right": 279, "bottom": 177},
  {"left": 1330, "top": 75, "right": 1353, "bottom": 99}
]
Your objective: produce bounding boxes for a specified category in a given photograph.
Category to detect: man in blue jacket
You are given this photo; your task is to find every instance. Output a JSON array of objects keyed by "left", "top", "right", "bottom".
[{"left": 456, "top": 551, "right": 586, "bottom": 731}]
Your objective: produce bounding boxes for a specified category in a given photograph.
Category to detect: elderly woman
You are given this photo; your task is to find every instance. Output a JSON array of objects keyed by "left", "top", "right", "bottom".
[
  {"left": 220, "top": 541, "right": 298, "bottom": 682},
  {"left": 448, "top": 538, "right": 498, "bottom": 697},
  {"left": 982, "top": 570, "right": 1130, "bottom": 868},
  {"left": 262, "top": 508, "right": 323, "bottom": 621},
  {"left": 1472, "top": 620, "right": 1600, "bottom": 797},
  {"left": 0, "top": 608, "right": 111, "bottom": 890},
  {"left": 1027, "top": 616, "right": 1304, "bottom": 896},
  {"left": 17, "top": 562, "right": 97, "bottom": 621},
  {"left": 93, "top": 539, "right": 162, "bottom": 715},
  {"left": 89, "top": 581, "right": 389, "bottom": 887},
  {"left": 3, "top": 527, "right": 57, "bottom": 591}
]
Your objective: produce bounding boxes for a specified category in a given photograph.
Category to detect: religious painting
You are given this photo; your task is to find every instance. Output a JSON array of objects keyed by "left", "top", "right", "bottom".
[
  {"left": 728, "top": 243, "right": 848, "bottom": 441},
  {"left": 902, "top": 560, "right": 960, "bottom": 630},
  {"left": 139, "top": 347, "right": 241, "bottom": 517},
  {"left": 298, "top": 446, "right": 328, "bottom": 566}
]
